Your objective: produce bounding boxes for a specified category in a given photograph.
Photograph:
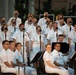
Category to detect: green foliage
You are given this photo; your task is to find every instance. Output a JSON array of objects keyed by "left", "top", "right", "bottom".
[
  {"left": 35, "top": 0, "right": 67, "bottom": 19},
  {"left": 14, "top": 0, "right": 28, "bottom": 23}
]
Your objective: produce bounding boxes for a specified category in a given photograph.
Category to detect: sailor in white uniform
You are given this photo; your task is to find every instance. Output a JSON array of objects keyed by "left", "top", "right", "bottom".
[
  {"left": 12, "top": 23, "right": 29, "bottom": 64},
  {"left": 7, "top": 10, "right": 22, "bottom": 29},
  {"left": 43, "top": 44, "right": 69, "bottom": 75},
  {"left": 30, "top": 26, "right": 44, "bottom": 61},
  {"left": 51, "top": 43, "right": 74, "bottom": 75}
]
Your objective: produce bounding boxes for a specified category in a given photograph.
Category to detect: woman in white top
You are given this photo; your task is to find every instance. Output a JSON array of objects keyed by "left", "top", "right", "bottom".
[
  {"left": 14, "top": 42, "right": 37, "bottom": 75},
  {"left": 43, "top": 44, "right": 69, "bottom": 75}
]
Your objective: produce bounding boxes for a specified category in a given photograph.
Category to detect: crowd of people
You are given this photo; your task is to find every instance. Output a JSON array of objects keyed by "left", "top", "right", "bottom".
[{"left": 0, "top": 10, "right": 76, "bottom": 75}]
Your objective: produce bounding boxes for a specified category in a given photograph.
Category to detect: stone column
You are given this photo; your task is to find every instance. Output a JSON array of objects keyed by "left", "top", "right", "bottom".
[{"left": 28, "top": 0, "right": 34, "bottom": 15}]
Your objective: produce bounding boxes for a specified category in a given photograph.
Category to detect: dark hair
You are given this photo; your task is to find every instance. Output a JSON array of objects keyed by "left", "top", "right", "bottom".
[
  {"left": 15, "top": 42, "right": 22, "bottom": 47},
  {"left": 45, "top": 44, "right": 51, "bottom": 48},
  {"left": 54, "top": 42, "right": 61, "bottom": 47},
  {"left": 9, "top": 41, "right": 14, "bottom": 44},
  {"left": 2, "top": 40, "right": 9, "bottom": 45},
  {"left": 58, "top": 34, "right": 64, "bottom": 37},
  {"left": 36, "top": 26, "right": 41, "bottom": 30},
  {"left": 1, "top": 25, "right": 8, "bottom": 31},
  {"left": 19, "top": 23, "right": 24, "bottom": 27},
  {"left": 53, "top": 22, "right": 58, "bottom": 25}
]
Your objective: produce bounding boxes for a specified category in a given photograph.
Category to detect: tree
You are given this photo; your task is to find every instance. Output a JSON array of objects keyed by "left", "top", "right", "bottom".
[
  {"left": 35, "top": 0, "right": 67, "bottom": 20},
  {"left": 14, "top": 0, "right": 28, "bottom": 23}
]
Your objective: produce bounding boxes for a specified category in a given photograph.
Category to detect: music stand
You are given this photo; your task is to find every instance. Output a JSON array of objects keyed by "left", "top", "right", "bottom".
[{"left": 30, "top": 51, "right": 43, "bottom": 63}]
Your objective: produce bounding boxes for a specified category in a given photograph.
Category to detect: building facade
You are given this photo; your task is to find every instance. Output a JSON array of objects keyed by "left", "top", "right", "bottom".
[{"left": 0, "top": 0, "right": 76, "bottom": 21}]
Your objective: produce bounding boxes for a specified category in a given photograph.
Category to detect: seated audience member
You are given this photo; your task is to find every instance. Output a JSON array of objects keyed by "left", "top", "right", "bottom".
[
  {"left": 51, "top": 43, "right": 74, "bottom": 75},
  {"left": 0, "top": 40, "right": 17, "bottom": 74},
  {"left": 8, "top": 41, "right": 24, "bottom": 75},
  {"left": 43, "top": 44, "right": 69, "bottom": 75},
  {"left": 13, "top": 42, "right": 37, "bottom": 75}
]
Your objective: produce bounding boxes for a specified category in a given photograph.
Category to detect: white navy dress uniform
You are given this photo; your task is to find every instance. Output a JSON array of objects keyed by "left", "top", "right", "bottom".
[
  {"left": 30, "top": 32, "right": 44, "bottom": 61},
  {"left": 62, "top": 24, "right": 74, "bottom": 43},
  {"left": 56, "top": 21, "right": 65, "bottom": 32},
  {"left": 13, "top": 50, "right": 37, "bottom": 75},
  {"left": 26, "top": 24, "right": 37, "bottom": 38},
  {"left": 47, "top": 29, "right": 63, "bottom": 44},
  {"left": 38, "top": 17, "right": 47, "bottom": 31},
  {"left": 0, "top": 31, "right": 11, "bottom": 51},
  {"left": 24, "top": 21, "right": 33, "bottom": 32},
  {"left": 7, "top": 17, "right": 22, "bottom": 29},
  {"left": 43, "top": 51, "right": 69, "bottom": 75},
  {"left": 68, "top": 30, "right": 76, "bottom": 58},
  {"left": 7, "top": 49, "right": 24, "bottom": 75},
  {"left": 12, "top": 29, "right": 29, "bottom": 64},
  {"left": 0, "top": 49, "right": 17, "bottom": 74},
  {"left": 8, "top": 25, "right": 17, "bottom": 40},
  {"left": 51, "top": 49, "right": 74, "bottom": 75},
  {"left": 43, "top": 27, "right": 52, "bottom": 45}
]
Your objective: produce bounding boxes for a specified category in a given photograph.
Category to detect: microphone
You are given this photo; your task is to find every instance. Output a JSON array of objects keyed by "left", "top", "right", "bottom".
[
  {"left": 39, "top": 29, "right": 42, "bottom": 32},
  {"left": 23, "top": 28, "right": 25, "bottom": 31}
]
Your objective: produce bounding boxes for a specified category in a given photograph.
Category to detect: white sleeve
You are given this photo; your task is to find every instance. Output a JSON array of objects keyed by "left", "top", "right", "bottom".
[
  {"left": 58, "top": 30, "right": 63, "bottom": 35},
  {"left": 43, "top": 52, "right": 50, "bottom": 61},
  {"left": 47, "top": 32, "right": 51, "bottom": 40},
  {"left": 41, "top": 35, "right": 44, "bottom": 42},
  {"left": 38, "top": 19, "right": 41, "bottom": 26},
  {"left": 68, "top": 31, "right": 72, "bottom": 38},
  {"left": 20, "top": 18, "right": 22, "bottom": 24},
  {"left": 0, "top": 53, "right": 8, "bottom": 62},
  {"left": 12, "top": 32, "right": 17, "bottom": 40},
  {"left": 30, "top": 34, "right": 34, "bottom": 41},
  {"left": 51, "top": 52, "right": 57, "bottom": 61},
  {"left": 25, "top": 33, "right": 29, "bottom": 41},
  {"left": 7, "top": 18, "right": 12, "bottom": 25}
]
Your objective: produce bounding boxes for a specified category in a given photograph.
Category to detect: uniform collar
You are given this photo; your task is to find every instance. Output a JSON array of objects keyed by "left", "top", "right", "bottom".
[{"left": 53, "top": 49, "right": 59, "bottom": 54}]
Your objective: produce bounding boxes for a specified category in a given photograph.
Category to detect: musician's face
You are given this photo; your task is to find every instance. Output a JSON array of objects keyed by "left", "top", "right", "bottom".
[
  {"left": 54, "top": 44, "right": 61, "bottom": 51},
  {"left": 46, "top": 45, "right": 52, "bottom": 52},
  {"left": 9, "top": 42, "right": 15, "bottom": 50},
  {"left": 19, "top": 25, "right": 24, "bottom": 31},
  {"left": 36, "top": 27, "right": 41, "bottom": 33},
  {"left": 16, "top": 44, "right": 22, "bottom": 51},
  {"left": 53, "top": 23, "right": 58, "bottom": 29},
  {"left": 3, "top": 42, "right": 9, "bottom": 50},
  {"left": 58, "top": 36, "right": 64, "bottom": 42}
]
